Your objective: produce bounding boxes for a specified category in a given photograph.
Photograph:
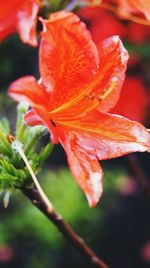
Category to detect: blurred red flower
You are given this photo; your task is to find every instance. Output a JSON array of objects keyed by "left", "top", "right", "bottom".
[
  {"left": 8, "top": 11, "right": 150, "bottom": 207},
  {"left": 0, "top": 245, "right": 13, "bottom": 263},
  {"left": 0, "top": 0, "right": 41, "bottom": 46},
  {"left": 78, "top": 7, "right": 126, "bottom": 43},
  {"left": 113, "top": 0, "right": 150, "bottom": 20},
  {"left": 111, "top": 76, "right": 148, "bottom": 123},
  {"left": 126, "top": 22, "right": 150, "bottom": 43},
  {"left": 141, "top": 241, "right": 150, "bottom": 263},
  {"left": 78, "top": 6, "right": 150, "bottom": 44}
]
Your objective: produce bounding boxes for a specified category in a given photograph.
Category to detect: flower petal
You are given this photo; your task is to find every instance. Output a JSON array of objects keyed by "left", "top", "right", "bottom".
[
  {"left": 133, "top": 0, "right": 150, "bottom": 20},
  {"left": 89, "top": 36, "right": 129, "bottom": 112},
  {"left": 24, "top": 108, "right": 59, "bottom": 144},
  {"left": 24, "top": 109, "right": 43, "bottom": 126},
  {"left": 55, "top": 110, "right": 150, "bottom": 206},
  {"left": 51, "top": 36, "right": 128, "bottom": 118},
  {"left": 0, "top": 0, "right": 22, "bottom": 41},
  {"left": 8, "top": 76, "right": 49, "bottom": 107},
  {"left": 115, "top": 0, "right": 150, "bottom": 20},
  {"left": 57, "top": 110, "right": 150, "bottom": 160},
  {"left": 8, "top": 76, "right": 59, "bottom": 143},
  {"left": 0, "top": 0, "right": 39, "bottom": 46},
  {"left": 16, "top": 0, "right": 40, "bottom": 46},
  {"left": 39, "top": 11, "right": 99, "bottom": 109},
  {"left": 58, "top": 129, "right": 103, "bottom": 207}
]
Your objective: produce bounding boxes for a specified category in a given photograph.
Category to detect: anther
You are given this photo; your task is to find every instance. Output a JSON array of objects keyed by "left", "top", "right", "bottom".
[
  {"left": 7, "top": 134, "right": 15, "bottom": 143},
  {"left": 99, "top": 81, "right": 117, "bottom": 101}
]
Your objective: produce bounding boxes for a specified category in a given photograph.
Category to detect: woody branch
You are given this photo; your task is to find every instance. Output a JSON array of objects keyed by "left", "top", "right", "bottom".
[{"left": 21, "top": 185, "right": 109, "bottom": 268}]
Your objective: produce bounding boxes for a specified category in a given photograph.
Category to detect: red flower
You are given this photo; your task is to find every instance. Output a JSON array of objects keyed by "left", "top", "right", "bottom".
[
  {"left": 78, "top": 6, "right": 150, "bottom": 44},
  {"left": 8, "top": 11, "right": 150, "bottom": 207},
  {"left": 111, "top": 76, "right": 148, "bottom": 123},
  {"left": 113, "top": 0, "right": 150, "bottom": 20},
  {"left": 0, "top": 0, "right": 41, "bottom": 46},
  {"left": 78, "top": 7, "right": 126, "bottom": 44},
  {"left": 127, "top": 22, "right": 150, "bottom": 43}
]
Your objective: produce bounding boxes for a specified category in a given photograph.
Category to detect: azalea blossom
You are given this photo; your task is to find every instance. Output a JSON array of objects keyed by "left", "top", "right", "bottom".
[
  {"left": 0, "top": 0, "right": 41, "bottom": 46},
  {"left": 8, "top": 11, "right": 150, "bottom": 207}
]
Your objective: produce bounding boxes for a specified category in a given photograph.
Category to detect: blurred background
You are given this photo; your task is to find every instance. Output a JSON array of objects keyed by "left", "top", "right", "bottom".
[{"left": 0, "top": 4, "right": 150, "bottom": 268}]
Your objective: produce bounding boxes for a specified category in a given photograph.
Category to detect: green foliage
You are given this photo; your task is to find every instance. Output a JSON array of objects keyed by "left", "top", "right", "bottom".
[
  {"left": 125, "top": 42, "right": 150, "bottom": 58},
  {"left": 0, "top": 102, "right": 53, "bottom": 193},
  {"left": 0, "top": 165, "right": 127, "bottom": 268},
  {"left": 0, "top": 165, "right": 126, "bottom": 243}
]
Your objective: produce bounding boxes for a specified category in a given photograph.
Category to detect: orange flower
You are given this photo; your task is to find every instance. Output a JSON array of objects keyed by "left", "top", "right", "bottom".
[
  {"left": 0, "top": 0, "right": 41, "bottom": 46},
  {"left": 8, "top": 11, "right": 150, "bottom": 207},
  {"left": 114, "top": 0, "right": 150, "bottom": 20}
]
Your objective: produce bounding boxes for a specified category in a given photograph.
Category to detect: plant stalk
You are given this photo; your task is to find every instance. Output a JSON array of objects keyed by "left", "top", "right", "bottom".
[
  {"left": 21, "top": 185, "right": 109, "bottom": 268},
  {"left": 12, "top": 142, "right": 109, "bottom": 268}
]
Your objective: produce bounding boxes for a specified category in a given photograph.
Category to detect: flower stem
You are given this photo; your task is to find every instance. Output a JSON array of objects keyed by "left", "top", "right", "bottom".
[
  {"left": 21, "top": 185, "right": 109, "bottom": 268},
  {"left": 38, "top": 142, "right": 54, "bottom": 165},
  {"left": 24, "top": 132, "right": 41, "bottom": 156},
  {"left": 13, "top": 143, "right": 109, "bottom": 268},
  {"left": 17, "top": 124, "right": 27, "bottom": 142}
]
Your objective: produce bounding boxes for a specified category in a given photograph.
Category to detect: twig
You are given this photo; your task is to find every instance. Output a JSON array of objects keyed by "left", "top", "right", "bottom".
[
  {"left": 11, "top": 141, "right": 109, "bottom": 268},
  {"left": 21, "top": 186, "right": 109, "bottom": 268}
]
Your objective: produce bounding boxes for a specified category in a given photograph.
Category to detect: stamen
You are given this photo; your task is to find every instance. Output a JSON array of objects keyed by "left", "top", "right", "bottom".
[
  {"left": 99, "top": 82, "right": 116, "bottom": 101},
  {"left": 86, "top": 80, "right": 117, "bottom": 104},
  {"left": 99, "top": 81, "right": 117, "bottom": 101}
]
